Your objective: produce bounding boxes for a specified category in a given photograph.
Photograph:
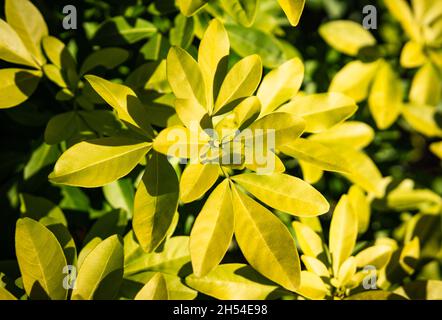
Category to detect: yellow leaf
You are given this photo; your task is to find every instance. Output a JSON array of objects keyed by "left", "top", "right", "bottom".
[
  {"left": 280, "top": 138, "right": 351, "bottom": 173},
  {"left": 336, "top": 257, "right": 357, "bottom": 288},
  {"left": 297, "top": 271, "right": 328, "bottom": 300},
  {"left": 348, "top": 185, "right": 371, "bottom": 234},
  {"left": 384, "top": 0, "right": 421, "bottom": 42},
  {"left": 309, "top": 121, "right": 374, "bottom": 150},
  {"left": 329, "top": 195, "right": 358, "bottom": 275},
  {"left": 214, "top": 55, "right": 262, "bottom": 114},
  {"left": 292, "top": 221, "right": 324, "bottom": 258},
  {"left": 258, "top": 58, "right": 304, "bottom": 115},
  {"left": 277, "top": 0, "right": 305, "bottom": 26},
  {"left": 232, "top": 173, "right": 329, "bottom": 217},
  {"left": 49, "top": 137, "right": 151, "bottom": 188},
  {"left": 133, "top": 153, "right": 179, "bottom": 252},
  {"left": 174, "top": 98, "right": 207, "bottom": 129},
  {"left": 0, "top": 68, "right": 42, "bottom": 109},
  {"left": 190, "top": 180, "right": 234, "bottom": 276},
  {"left": 42, "top": 36, "right": 77, "bottom": 70},
  {"left": 0, "top": 19, "right": 38, "bottom": 67},
  {"left": 84, "top": 75, "right": 154, "bottom": 137},
  {"left": 180, "top": 163, "right": 219, "bottom": 203},
  {"left": 15, "top": 218, "right": 68, "bottom": 300},
  {"left": 5, "top": 0, "right": 48, "bottom": 65},
  {"left": 410, "top": 63, "right": 442, "bottom": 106},
  {"left": 320, "top": 20, "right": 376, "bottom": 56},
  {"left": 430, "top": 141, "right": 442, "bottom": 159},
  {"left": 329, "top": 60, "right": 380, "bottom": 102},
  {"left": 301, "top": 255, "right": 330, "bottom": 278},
  {"left": 400, "top": 41, "right": 427, "bottom": 68},
  {"left": 299, "top": 160, "right": 324, "bottom": 184},
  {"left": 0, "top": 287, "right": 17, "bottom": 300},
  {"left": 232, "top": 185, "right": 301, "bottom": 291},
  {"left": 43, "top": 64, "right": 67, "bottom": 88},
  {"left": 177, "top": 0, "right": 208, "bottom": 16},
  {"left": 135, "top": 273, "right": 168, "bottom": 300},
  {"left": 279, "top": 92, "right": 357, "bottom": 133},
  {"left": 198, "top": 19, "right": 229, "bottom": 113},
  {"left": 402, "top": 104, "right": 442, "bottom": 137},
  {"left": 186, "top": 264, "right": 281, "bottom": 300},
  {"left": 355, "top": 245, "right": 393, "bottom": 269},
  {"left": 167, "top": 46, "right": 207, "bottom": 108},
  {"left": 368, "top": 61, "right": 403, "bottom": 129}
]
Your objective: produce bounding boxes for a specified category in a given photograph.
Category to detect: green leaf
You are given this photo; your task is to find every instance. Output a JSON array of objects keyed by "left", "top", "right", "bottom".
[
  {"left": 346, "top": 291, "right": 407, "bottom": 300},
  {"left": 329, "top": 195, "right": 358, "bottom": 275},
  {"left": 5, "top": 0, "right": 48, "bottom": 65},
  {"left": 232, "top": 173, "right": 329, "bottom": 217},
  {"left": 72, "top": 235, "right": 124, "bottom": 300},
  {"left": 49, "top": 137, "right": 151, "bottom": 187},
  {"left": 92, "top": 17, "right": 157, "bottom": 46},
  {"left": 15, "top": 218, "right": 68, "bottom": 300},
  {"left": 280, "top": 138, "right": 351, "bottom": 173},
  {"left": 0, "top": 68, "right": 41, "bottom": 109},
  {"left": 220, "top": 0, "right": 258, "bottom": 27},
  {"left": 170, "top": 14, "right": 194, "bottom": 49},
  {"left": 368, "top": 61, "right": 403, "bottom": 129},
  {"left": 0, "top": 19, "right": 38, "bottom": 67},
  {"left": 80, "top": 48, "right": 129, "bottom": 76},
  {"left": 19, "top": 193, "right": 67, "bottom": 226},
  {"left": 278, "top": 0, "right": 305, "bottom": 26},
  {"left": 232, "top": 185, "right": 301, "bottom": 292},
  {"left": 167, "top": 46, "right": 207, "bottom": 108},
  {"left": 258, "top": 58, "right": 304, "bottom": 115},
  {"left": 23, "top": 142, "right": 60, "bottom": 180},
  {"left": 214, "top": 55, "right": 262, "bottom": 113},
  {"left": 85, "top": 75, "right": 154, "bottom": 137},
  {"left": 180, "top": 163, "right": 219, "bottom": 203},
  {"left": 134, "top": 273, "right": 168, "bottom": 300},
  {"left": 45, "top": 112, "right": 78, "bottom": 145},
  {"left": 319, "top": 20, "right": 376, "bottom": 56},
  {"left": 279, "top": 92, "right": 357, "bottom": 133},
  {"left": 394, "top": 280, "right": 442, "bottom": 300},
  {"left": 133, "top": 153, "right": 179, "bottom": 252},
  {"left": 186, "top": 264, "right": 281, "bottom": 300},
  {"left": 103, "top": 179, "right": 135, "bottom": 217},
  {"left": 190, "top": 180, "right": 233, "bottom": 276},
  {"left": 198, "top": 19, "right": 230, "bottom": 112},
  {"left": 83, "top": 210, "right": 127, "bottom": 245}
]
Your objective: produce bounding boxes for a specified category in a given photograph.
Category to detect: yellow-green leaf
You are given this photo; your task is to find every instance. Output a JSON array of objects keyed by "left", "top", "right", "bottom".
[
  {"left": 319, "top": 20, "right": 376, "bottom": 56},
  {"left": 80, "top": 48, "right": 129, "bottom": 76},
  {"left": 430, "top": 141, "right": 442, "bottom": 159},
  {"left": 180, "top": 163, "right": 219, "bottom": 203},
  {"left": 0, "top": 287, "right": 17, "bottom": 300},
  {"left": 278, "top": 0, "right": 305, "bottom": 26},
  {"left": 177, "top": 0, "right": 208, "bottom": 16},
  {"left": 133, "top": 153, "right": 179, "bottom": 252},
  {"left": 329, "top": 195, "right": 358, "bottom": 275},
  {"left": 0, "top": 68, "right": 41, "bottom": 109},
  {"left": 410, "top": 63, "right": 442, "bottom": 106},
  {"left": 279, "top": 92, "right": 357, "bottom": 133},
  {"left": 190, "top": 180, "right": 234, "bottom": 276},
  {"left": 301, "top": 255, "right": 330, "bottom": 278},
  {"left": 355, "top": 245, "right": 393, "bottom": 269},
  {"left": 214, "top": 55, "right": 262, "bottom": 114},
  {"left": 84, "top": 75, "right": 154, "bottom": 137},
  {"left": 42, "top": 36, "right": 77, "bottom": 70},
  {"left": 384, "top": 0, "right": 421, "bottom": 42},
  {"left": 280, "top": 138, "right": 350, "bottom": 173},
  {"left": 49, "top": 137, "right": 151, "bottom": 187},
  {"left": 174, "top": 98, "right": 207, "bottom": 129},
  {"left": 258, "top": 58, "right": 304, "bottom": 115},
  {"left": 394, "top": 280, "right": 442, "bottom": 300},
  {"left": 198, "top": 19, "right": 230, "bottom": 112},
  {"left": 186, "top": 264, "right": 281, "bottom": 300},
  {"left": 72, "top": 235, "right": 124, "bottom": 300},
  {"left": 0, "top": 19, "right": 38, "bottom": 67},
  {"left": 167, "top": 46, "right": 207, "bottom": 107},
  {"left": 329, "top": 60, "right": 380, "bottom": 103},
  {"left": 232, "top": 173, "right": 329, "bottom": 217},
  {"left": 220, "top": 0, "right": 258, "bottom": 27},
  {"left": 336, "top": 257, "right": 356, "bottom": 288},
  {"left": 400, "top": 41, "right": 426, "bottom": 68},
  {"left": 368, "top": 61, "right": 403, "bottom": 130},
  {"left": 134, "top": 273, "right": 168, "bottom": 300},
  {"left": 15, "top": 218, "right": 68, "bottom": 300},
  {"left": 5, "top": 0, "right": 48, "bottom": 65},
  {"left": 232, "top": 186, "right": 301, "bottom": 291}
]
